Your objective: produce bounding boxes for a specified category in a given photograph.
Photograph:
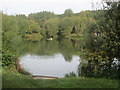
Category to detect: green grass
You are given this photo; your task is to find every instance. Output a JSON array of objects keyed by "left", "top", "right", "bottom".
[{"left": 2, "top": 70, "right": 119, "bottom": 88}]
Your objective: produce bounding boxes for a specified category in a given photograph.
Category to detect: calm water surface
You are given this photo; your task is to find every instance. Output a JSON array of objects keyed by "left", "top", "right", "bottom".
[
  {"left": 20, "top": 53, "right": 80, "bottom": 77},
  {"left": 18, "top": 39, "right": 118, "bottom": 79},
  {"left": 19, "top": 39, "right": 81, "bottom": 78}
]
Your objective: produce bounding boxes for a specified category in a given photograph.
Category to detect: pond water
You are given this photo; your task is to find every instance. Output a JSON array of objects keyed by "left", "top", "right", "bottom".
[
  {"left": 18, "top": 39, "right": 118, "bottom": 79},
  {"left": 20, "top": 54, "right": 80, "bottom": 78},
  {"left": 19, "top": 39, "right": 82, "bottom": 78}
]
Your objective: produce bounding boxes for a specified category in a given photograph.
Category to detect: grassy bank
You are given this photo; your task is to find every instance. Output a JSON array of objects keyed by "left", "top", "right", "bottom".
[{"left": 2, "top": 70, "right": 119, "bottom": 88}]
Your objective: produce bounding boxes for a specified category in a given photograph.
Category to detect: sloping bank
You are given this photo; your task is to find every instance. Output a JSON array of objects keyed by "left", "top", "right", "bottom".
[{"left": 2, "top": 69, "right": 119, "bottom": 88}]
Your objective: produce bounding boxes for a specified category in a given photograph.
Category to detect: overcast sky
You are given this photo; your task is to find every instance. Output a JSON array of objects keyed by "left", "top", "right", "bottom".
[{"left": 0, "top": 0, "right": 102, "bottom": 15}]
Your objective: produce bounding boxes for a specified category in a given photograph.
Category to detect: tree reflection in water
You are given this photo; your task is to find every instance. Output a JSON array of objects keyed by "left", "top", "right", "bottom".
[{"left": 18, "top": 39, "right": 119, "bottom": 79}]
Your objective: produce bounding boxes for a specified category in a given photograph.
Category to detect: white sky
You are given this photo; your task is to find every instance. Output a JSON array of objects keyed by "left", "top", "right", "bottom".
[{"left": 0, "top": 0, "right": 102, "bottom": 15}]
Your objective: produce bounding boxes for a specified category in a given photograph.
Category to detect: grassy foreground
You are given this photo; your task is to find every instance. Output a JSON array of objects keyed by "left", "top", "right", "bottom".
[{"left": 2, "top": 70, "right": 119, "bottom": 88}]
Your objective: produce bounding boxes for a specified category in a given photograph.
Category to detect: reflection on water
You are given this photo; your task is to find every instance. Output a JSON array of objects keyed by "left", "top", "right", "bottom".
[
  {"left": 18, "top": 39, "right": 119, "bottom": 79},
  {"left": 20, "top": 54, "right": 80, "bottom": 78}
]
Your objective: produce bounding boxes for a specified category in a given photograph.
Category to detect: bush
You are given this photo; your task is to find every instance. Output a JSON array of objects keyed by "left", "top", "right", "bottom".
[{"left": 2, "top": 49, "right": 16, "bottom": 67}]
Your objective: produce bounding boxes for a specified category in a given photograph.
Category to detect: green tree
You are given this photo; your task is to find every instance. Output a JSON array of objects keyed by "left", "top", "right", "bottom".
[
  {"left": 59, "top": 17, "right": 74, "bottom": 36},
  {"left": 64, "top": 9, "right": 73, "bottom": 17},
  {"left": 44, "top": 18, "right": 59, "bottom": 38}
]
